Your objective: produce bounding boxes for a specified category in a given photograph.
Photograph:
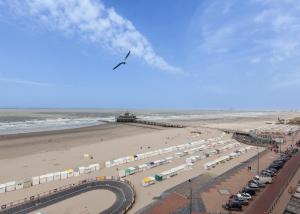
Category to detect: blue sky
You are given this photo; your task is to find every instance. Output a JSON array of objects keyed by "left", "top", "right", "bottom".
[{"left": 0, "top": 0, "right": 299, "bottom": 110}]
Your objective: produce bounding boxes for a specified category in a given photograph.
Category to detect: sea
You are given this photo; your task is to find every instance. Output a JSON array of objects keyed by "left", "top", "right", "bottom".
[{"left": 0, "top": 109, "right": 277, "bottom": 135}]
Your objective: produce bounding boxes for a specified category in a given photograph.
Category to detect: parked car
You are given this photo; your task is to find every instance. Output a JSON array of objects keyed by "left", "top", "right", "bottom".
[
  {"left": 237, "top": 193, "right": 252, "bottom": 201},
  {"left": 267, "top": 167, "right": 278, "bottom": 172},
  {"left": 229, "top": 195, "right": 249, "bottom": 205},
  {"left": 292, "top": 148, "right": 298, "bottom": 154},
  {"left": 223, "top": 201, "right": 242, "bottom": 211},
  {"left": 278, "top": 156, "right": 289, "bottom": 161},
  {"left": 273, "top": 160, "right": 285, "bottom": 165},
  {"left": 269, "top": 164, "right": 282, "bottom": 170},
  {"left": 254, "top": 175, "right": 272, "bottom": 184},
  {"left": 248, "top": 182, "right": 260, "bottom": 190},
  {"left": 243, "top": 187, "right": 256, "bottom": 195},
  {"left": 249, "top": 179, "right": 266, "bottom": 187},
  {"left": 261, "top": 171, "right": 273, "bottom": 177}
]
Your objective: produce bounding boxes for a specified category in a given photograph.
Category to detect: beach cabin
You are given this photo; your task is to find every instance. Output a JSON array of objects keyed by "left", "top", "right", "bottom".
[
  {"left": 23, "top": 178, "right": 32, "bottom": 189},
  {"left": 125, "top": 167, "right": 137, "bottom": 175},
  {"left": 137, "top": 164, "right": 148, "bottom": 172},
  {"left": 155, "top": 174, "right": 163, "bottom": 182},
  {"left": 118, "top": 169, "right": 126, "bottom": 178},
  {"left": 142, "top": 177, "right": 155, "bottom": 187},
  {"left": 46, "top": 173, "right": 54, "bottom": 182},
  {"left": 39, "top": 175, "right": 47, "bottom": 184},
  {"left": 165, "top": 156, "right": 174, "bottom": 162},
  {"left": 15, "top": 180, "right": 24, "bottom": 190},
  {"left": 175, "top": 152, "right": 184, "bottom": 157},
  {"left": 73, "top": 168, "right": 80, "bottom": 177},
  {"left": 0, "top": 184, "right": 5, "bottom": 193},
  {"left": 60, "top": 171, "right": 68, "bottom": 180},
  {"left": 84, "top": 167, "right": 91, "bottom": 174},
  {"left": 53, "top": 172, "right": 61, "bottom": 181},
  {"left": 88, "top": 165, "right": 96, "bottom": 172},
  {"left": 65, "top": 169, "right": 74, "bottom": 178},
  {"left": 79, "top": 166, "right": 85, "bottom": 174},
  {"left": 105, "top": 161, "right": 112, "bottom": 168},
  {"left": 5, "top": 181, "right": 16, "bottom": 192},
  {"left": 32, "top": 176, "right": 40, "bottom": 186}
]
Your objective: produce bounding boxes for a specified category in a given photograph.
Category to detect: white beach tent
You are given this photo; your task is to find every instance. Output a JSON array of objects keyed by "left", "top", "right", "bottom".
[
  {"left": 137, "top": 164, "right": 148, "bottom": 172},
  {"left": 53, "top": 172, "right": 61, "bottom": 181},
  {"left": 0, "top": 184, "right": 6, "bottom": 193},
  {"left": 39, "top": 175, "right": 47, "bottom": 184},
  {"left": 118, "top": 169, "right": 126, "bottom": 178},
  {"left": 46, "top": 173, "right": 54, "bottom": 182},
  {"left": 23, "top": 178, "right": 32, "bottom": 189},
  {"left": 60, "top": 171, "right": 67, "bottom": 180},
  {"left": 89, "top": 163, "right": 100, "bottom": 171},
  {"left": 105, "top": 161, "right": 112, "bottom": 168},
  {"left": 79, "top": 166, "right": 85, "bottom": 174},
  {"left": 5, "top": 181, "right": 16, "bottom": 192},
  {"left": 73, "top": 168, "right": 80, "bottom": 177},
  {"left": 32, "top": 176, "right": 40, "bottom": 186},
  {"left": 15, "top": 180, "right": 24, "bottom": 190},
  {"left": 65, "top": 169, "right": 74, "bottom": 178}
]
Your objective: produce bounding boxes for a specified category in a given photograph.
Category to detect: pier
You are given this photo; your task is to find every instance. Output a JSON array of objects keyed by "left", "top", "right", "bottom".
[{"left": 115, "top": 112, "right": 185, "bottom": 128}]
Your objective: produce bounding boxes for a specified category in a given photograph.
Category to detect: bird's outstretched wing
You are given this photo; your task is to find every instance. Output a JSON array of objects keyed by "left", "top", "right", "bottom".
[
  {"left": 124, "top": 51, "right": 131, "bottom": 60},
  {"left": 113, "top": 62, "right": 124, "bottom": 70}
]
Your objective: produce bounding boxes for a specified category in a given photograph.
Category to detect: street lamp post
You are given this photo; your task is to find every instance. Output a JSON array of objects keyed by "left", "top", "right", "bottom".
[
  {"left": 189, "top": 179, "right": 192, "bottom": 214},
  {"left": 257, "top": 147, "right": 260, "bottom": 175}
]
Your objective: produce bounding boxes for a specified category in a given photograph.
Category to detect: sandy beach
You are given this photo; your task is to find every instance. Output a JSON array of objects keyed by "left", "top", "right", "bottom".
[{"left": 0, "top": 111, "right": 299, "bottom": 213}]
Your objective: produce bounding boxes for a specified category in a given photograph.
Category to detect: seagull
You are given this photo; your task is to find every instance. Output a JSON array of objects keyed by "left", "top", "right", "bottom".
[{"left": 112, "top": 51, "right": 131, "bottom": 70}]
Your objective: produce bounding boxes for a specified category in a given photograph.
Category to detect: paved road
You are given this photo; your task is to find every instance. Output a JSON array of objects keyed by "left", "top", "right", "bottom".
[
  {"left": 245, "top": 151, "right": 300, "bottom": 214},
  {"left": 0, "top": 180, "right": 135, "bottom": 214}
]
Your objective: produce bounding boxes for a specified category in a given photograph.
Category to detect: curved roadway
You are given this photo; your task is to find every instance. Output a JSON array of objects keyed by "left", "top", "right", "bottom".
[{"left": 0, "top": 180, "right": 135, "bottom": 214}]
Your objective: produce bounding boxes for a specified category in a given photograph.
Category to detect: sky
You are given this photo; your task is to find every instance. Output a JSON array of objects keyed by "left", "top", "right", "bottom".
[{"left": 0, "top": 0, "right": 300, "bottom": 110}]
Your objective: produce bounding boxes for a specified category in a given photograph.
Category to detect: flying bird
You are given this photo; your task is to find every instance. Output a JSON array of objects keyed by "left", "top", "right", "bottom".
[{"left": 112, "top": 51, "right": 131, "bottom": 70}]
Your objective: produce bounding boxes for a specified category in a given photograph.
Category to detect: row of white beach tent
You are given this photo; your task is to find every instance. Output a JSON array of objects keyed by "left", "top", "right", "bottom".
[
  {"left": 105, "top": 136, "right": 227, "bottom": 168},
  {"left": 203, "top": 146, "right": 254, "bottom": 170},
  {"left": 118, "top": 156, "right": 173, "bottom": 178},
  {"left": 141, "top": 143, "right": 242, "bottom": 187},
  {"left": 120, "top": 141, "right": 240, "bottom": 179},
  {"left": 0, "top": 163, "right": 100, "bottom": 194},
  {"left": 255, "top": 124, "right": 300, "bottom": 134},
  {"left": 142, "top": 163, "right": 192, "bottom": 186}
]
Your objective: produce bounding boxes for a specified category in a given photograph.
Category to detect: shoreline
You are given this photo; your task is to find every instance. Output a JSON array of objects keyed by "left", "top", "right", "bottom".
[{"left": 0, "top": 123, "right": 115, "bottom": 140}]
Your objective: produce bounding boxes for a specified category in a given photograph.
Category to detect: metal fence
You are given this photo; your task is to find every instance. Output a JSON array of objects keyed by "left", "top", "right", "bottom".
[{"left": 0, "top": 176, "right": 135, "bottom": 214}]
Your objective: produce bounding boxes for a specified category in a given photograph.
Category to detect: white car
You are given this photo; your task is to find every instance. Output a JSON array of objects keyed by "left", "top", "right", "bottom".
[
  {"left": 254, "top": 175, "right": 272, "bottom": 184},
  {"left": 237, "top": 193, "right": 252, "bottom": 201}
]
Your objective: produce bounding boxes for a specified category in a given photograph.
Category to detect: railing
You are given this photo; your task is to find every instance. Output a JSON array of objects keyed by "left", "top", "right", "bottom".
[
  {"left": 267, "top": 151, "right": 300, "bottom": 213},
  {"left": 0, "top": 176, "right": 135, "bottom": 214}
]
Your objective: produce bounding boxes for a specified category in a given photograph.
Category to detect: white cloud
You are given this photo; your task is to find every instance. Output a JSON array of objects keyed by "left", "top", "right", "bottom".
[
  {"left": 0, "top": 77, "right": 52, "bottom": 86},
  {"left": 269, "top": 40, "right": 299, "bottom": 62},
  {"left": 252, "top": 1, "right": 300, "bottom": 62},
  {"left": 201, "top": 25, "right": 235, "bottom": 54},
  {"left": 3, "top": 0, "right": 181, "bottom": 74},
  {"left": 196, "top": 0, "right": 300, "bottom": 64}
]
